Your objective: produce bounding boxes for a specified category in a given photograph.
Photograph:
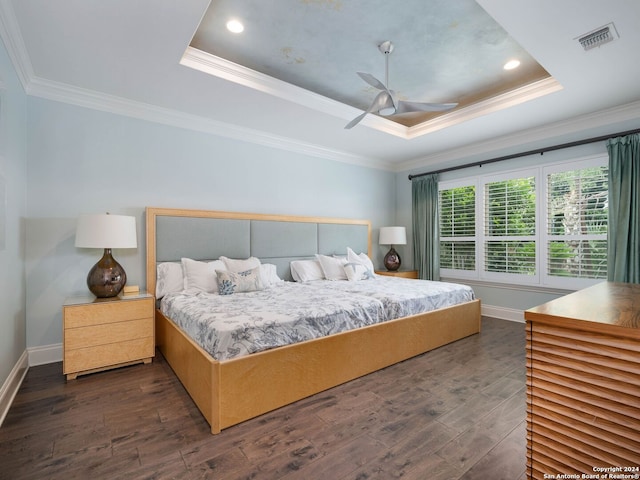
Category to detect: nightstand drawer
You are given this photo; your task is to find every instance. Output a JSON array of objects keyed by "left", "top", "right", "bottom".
[
  {"left": 63, "top": 293, "right": 155, "bottom": 380},
  {"left": 65, "top": 318, "right": 153, "bottom": 349},
  {"left": 64, "top": 337, "right": 155, "bottom": 373},
  {"left": 64, "top": 298, "right": 153, "bottom": 328}
]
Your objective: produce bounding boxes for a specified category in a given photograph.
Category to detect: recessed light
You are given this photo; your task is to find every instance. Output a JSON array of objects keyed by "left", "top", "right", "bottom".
[
  {"left": 503, "top": 59, "right": 520, "bottom": 70},
  {"left": 226, "top": 19, "right": 244, "bottom": 34}
]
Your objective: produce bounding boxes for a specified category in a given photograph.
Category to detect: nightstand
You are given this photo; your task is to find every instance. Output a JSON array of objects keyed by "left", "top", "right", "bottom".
[
  {"left": 63, "top": 292, "right": 155, "bottom": 380},
  {"left": 375, "top": 270, "right": 419, "bottom": 279}
]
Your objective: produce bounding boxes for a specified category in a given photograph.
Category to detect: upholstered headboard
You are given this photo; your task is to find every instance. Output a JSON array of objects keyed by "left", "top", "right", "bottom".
[{"left": 146, "top": 207, "right": 372, "bottom": 292}]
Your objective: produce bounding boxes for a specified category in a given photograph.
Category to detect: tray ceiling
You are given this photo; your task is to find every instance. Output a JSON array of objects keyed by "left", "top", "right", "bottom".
[{"left": 185, "top": 0, "right": 557, "bottom": 136}]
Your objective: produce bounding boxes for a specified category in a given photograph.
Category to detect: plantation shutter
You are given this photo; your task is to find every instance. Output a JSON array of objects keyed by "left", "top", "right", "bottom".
[
  {"left": 439, "top": 185, "right": 476, "bottom": 271},
  {"left": 546, "top": 166, "right": 608, "bottom": 280},
  {"left": 484, "top": 177, "right": 536, "bottom": 275}
]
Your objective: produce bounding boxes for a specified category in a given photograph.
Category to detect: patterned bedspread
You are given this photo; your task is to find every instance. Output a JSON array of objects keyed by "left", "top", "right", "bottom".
[
  {"left": 311, "top": 276, "right": 475, "bottom": 320},
  {"left": 160, "top": 282, "right": 386, "bottom": 360},
  {"left": 161, "top": 278, "right": 474, "bottom": 361}
]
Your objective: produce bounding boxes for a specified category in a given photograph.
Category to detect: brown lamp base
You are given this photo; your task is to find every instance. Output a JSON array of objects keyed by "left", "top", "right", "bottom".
[
  {"left": 87, "top": 248, "right": 127, "bottom": 298},
  {"left": 383, "top": 246, "right": 402, "bottom": 271}
]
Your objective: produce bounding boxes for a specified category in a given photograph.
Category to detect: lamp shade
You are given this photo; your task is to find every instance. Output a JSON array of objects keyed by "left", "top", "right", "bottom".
[
  {"left": 75, "top": 214, "right": 137, "bottom": 249},
  {"left": 75, "top": 214, "right": 137, "bottom": 298},
  {"left": 379, "top": 226, "right": 406, "bottom": 245}
]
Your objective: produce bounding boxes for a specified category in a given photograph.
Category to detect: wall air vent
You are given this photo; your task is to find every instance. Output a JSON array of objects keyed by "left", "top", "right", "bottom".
[{"left": 577, "top": 23, "right": 619, "bottom": 51}]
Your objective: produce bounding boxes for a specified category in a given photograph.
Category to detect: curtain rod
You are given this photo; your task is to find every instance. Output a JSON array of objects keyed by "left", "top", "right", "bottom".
[{"left": 407, "top": 127, "right": 640, "bottom": 180}]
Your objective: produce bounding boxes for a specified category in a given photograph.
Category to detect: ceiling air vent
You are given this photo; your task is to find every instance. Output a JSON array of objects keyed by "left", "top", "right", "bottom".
[{"left": 577, "top": 23, "right": 619, "bottom": 51}]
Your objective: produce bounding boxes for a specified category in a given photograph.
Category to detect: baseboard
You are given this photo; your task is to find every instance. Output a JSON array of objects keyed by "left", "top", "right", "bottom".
[
  {"left": 482, "top": 304, "right": 524, "bottom": 323},
  {"left": 28, "top": 343, "right": 63, "bottom": 366},
  {"left": 0, "top": 350, "right": 29, "bottom": 427}
]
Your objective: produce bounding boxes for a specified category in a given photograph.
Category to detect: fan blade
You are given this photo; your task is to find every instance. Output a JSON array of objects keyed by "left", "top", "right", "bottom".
[
  {"left": 357, "top": 72, "right": 387, "bottom": 91},
  {"left": 344, "top": 112, "right": 367, "bottom": 130},
  {"left": 344, "top": 91, "right": 390, "bottom": 129},
  {"left": 380, "top": 89, "right": 399, "bottom": 116},
  {"left": 395, "top": 101, "right": 458, "bottom": 114}
]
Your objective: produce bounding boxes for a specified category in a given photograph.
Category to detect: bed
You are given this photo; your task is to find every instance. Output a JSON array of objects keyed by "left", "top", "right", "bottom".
[{"left": 146, "top": 207, "right": 481, "bottom": 434}]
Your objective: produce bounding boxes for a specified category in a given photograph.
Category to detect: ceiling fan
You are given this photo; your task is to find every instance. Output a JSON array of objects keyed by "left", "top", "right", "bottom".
[{"left": 345, "top": 41, "right": 458, "bottom": 129}]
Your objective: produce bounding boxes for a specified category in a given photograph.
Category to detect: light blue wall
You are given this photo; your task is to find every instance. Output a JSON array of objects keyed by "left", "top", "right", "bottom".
[
  {"left": 0, "top": 38, "right": 28, "bottom": 385},
  {"left": 25, "top": 98, "right": 397, "bottom": 348}
]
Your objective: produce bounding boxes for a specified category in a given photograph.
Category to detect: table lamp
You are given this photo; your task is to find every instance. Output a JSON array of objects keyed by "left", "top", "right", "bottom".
[
  {"left": 75, "top": 213, "right": 137, "bottom": 298},
  {"left": 379, "top": 226, "right": 406, "bottom": 271}
]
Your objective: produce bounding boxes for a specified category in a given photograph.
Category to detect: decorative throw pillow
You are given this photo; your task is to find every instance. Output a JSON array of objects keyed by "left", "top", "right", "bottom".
[
  {"left": 156, "top": 262, "right": 185, "bottom": 298},
  {"left": 216, "top": 266, "right": 265, "bottom": 295},
  {"left": 182, "top": 258, "right": 226, "bottom": 293},
  {"left": 344, "top": 262, "right": 375, "bottom": 281},
  {"left": 316, "top": 254, "right": 348, "bottom": 281},
  {"left": 219, "top": 256, "right": 261, "bottom": 273},
  {"left": 290, "top": 259, "right": 325, "bottom": 282},
  {"left": 347, "top": 247, "right": 375, "bottom": 273}
]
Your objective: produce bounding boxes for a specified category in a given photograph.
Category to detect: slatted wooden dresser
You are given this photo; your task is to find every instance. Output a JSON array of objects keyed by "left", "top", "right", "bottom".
[{"left": 524, "top": 281, "right": 640, "bottom": 479}]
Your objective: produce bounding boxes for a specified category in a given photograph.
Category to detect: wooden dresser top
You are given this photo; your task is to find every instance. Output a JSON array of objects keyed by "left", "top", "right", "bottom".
[{"left": 524, "top": 281, "right": 640, "bottom": 337}]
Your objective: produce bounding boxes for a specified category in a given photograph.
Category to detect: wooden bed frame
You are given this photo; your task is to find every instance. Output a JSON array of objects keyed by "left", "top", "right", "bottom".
[{"left": 146, "top": 207, "right": 481, "bottom": 434}]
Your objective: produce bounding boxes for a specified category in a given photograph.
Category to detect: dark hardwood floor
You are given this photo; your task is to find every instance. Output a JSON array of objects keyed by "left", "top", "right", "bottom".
[{"left": 0, "top": 317, "right": 527, "bottom": 480}]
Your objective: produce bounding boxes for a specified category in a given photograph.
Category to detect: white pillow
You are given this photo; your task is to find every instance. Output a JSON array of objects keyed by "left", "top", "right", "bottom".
[
  {"left": 216, "top": 267, "right": 265, "bottom": 295},
  {"left": 344, "top": 262, "right": 375, "bottom": 281},
  {"left": 316, "top": 254, "right": 348, "bottom": 281},
  {"left": 260, "top": 263, "right": 284, "bottom": 287},
  {"left": 347, "top": 247, "right": 375, "bottom": 273},
  {"left": 156, "top": 262, "right": 184, "bottom": 298},
  {"left": 219, "top": 256, "right": 261, "bottom": 273},
  {"left": 181, "top": 258, "right": 227, "bottom": 293},
  {"left": 290, "top": 260, "right": 325, "bottom": 282}
]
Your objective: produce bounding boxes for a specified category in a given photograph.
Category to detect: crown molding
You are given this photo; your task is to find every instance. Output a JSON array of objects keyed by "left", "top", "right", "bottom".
[
  {"left": 397, "top": 99, "right": 640, "bottom": 173},
  {"left": 181, "top": 46, "right": 409, "bottom": 138},
  {"left": 405, "top": 77, "right": 563, "bottom": 139},
  {"left": 181, "top": 47, "right": 349, "bottom": 117},
  {"left": 25, "top": 76, "right": 393, "bottom": 170},
  {"left": 181, "top": 47, "right": 564, "bottom": 141},
  {"left": 0, "top": 0, "right": 34, "bottom": 90}
]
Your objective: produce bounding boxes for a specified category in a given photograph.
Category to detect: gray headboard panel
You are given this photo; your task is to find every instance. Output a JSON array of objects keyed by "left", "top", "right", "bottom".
[
  {"left": 147, "top": 208, "right": 372, "bottom": 288},
  {"left": 156, "top": 217, "right": 250, "bottom": 262},
  {"left": 250, "top": 220, "right": 318, "bottom": 258}
]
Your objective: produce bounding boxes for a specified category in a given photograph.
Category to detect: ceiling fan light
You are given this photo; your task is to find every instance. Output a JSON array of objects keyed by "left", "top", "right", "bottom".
[{"left": 378, "top": 106, "right": 396, "bottom": 116}]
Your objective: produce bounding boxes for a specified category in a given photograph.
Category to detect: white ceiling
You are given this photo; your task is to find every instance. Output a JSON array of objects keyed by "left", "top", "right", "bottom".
[{"left": 2, "top": 0, "right": 640, "bottom": 172}]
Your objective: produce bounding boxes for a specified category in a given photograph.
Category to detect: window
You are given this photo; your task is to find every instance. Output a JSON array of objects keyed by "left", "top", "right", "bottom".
[
  {"left": 439, "top": 184, "right": 475, "bottom": 273},
  {"left": 543, "top": 159, "right": 608, "bottom": 287},
  {"left": 484, "top": 175, "right": 536, "bottom": 277},
  {"left": 438, "top": 155, "right": 608, "bottom": 289}
]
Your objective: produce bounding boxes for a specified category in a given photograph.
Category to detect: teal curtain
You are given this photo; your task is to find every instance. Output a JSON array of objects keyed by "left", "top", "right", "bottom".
[
  {"left": 412, "top": 174, "right": 439, "bottom": 280},
  {"left": 606, "top": 133, "right": 640, "bottom": 283}
]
